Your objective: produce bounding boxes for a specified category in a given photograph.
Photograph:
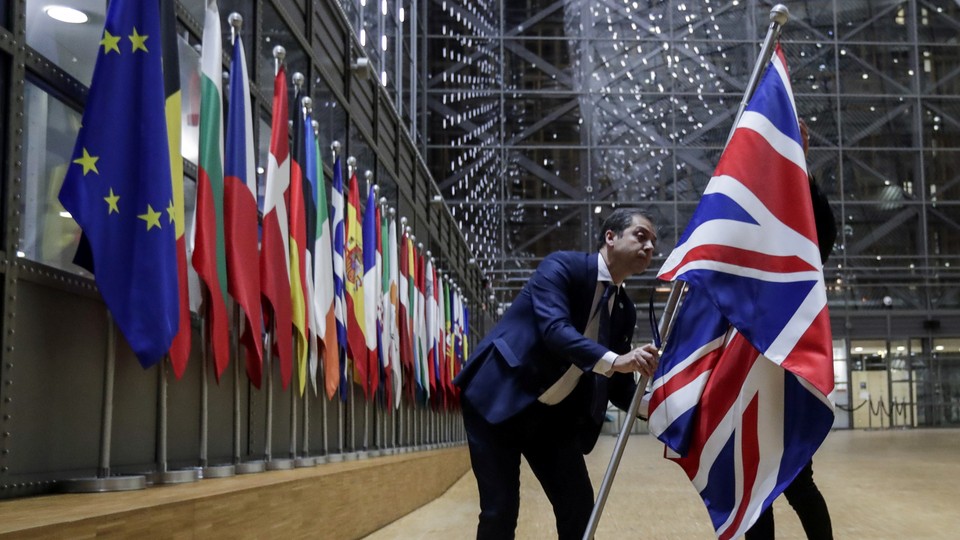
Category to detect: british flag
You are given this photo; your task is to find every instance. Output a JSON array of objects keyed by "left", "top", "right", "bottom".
[{"left": 649, "top": 45, "right": 835, "bottom": 539}]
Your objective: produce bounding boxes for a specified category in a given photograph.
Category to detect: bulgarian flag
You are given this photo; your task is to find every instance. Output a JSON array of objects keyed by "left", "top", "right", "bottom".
[{"left": 192, "top": 0, "right": 231, "bottom": 379}]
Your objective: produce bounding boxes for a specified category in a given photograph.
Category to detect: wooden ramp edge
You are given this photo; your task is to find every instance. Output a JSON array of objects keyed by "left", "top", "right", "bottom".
[{"left": 0, "top": 446, "right": 471, "bottom": 539}]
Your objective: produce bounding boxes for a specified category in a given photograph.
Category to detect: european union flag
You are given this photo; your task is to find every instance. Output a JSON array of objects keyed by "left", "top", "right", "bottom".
[{"left": 58, "top": 0, "right": 178, "bottom": 368}]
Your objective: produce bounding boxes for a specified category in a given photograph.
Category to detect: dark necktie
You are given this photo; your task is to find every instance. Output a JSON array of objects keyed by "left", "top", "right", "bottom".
[
  {"left": 591, "top": 282, "right": 616, "bottom": 424},
  {"left": 596, "top": 282, "right": 615, "bottom": 347}
]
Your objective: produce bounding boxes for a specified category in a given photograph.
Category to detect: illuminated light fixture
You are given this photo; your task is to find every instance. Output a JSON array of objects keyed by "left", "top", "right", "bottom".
[
  {"left": 59, "top": 211, "right": 73, "bottom": 218},
  {"left": 44, "top": 5, "right": 88, "bottom": 24}
]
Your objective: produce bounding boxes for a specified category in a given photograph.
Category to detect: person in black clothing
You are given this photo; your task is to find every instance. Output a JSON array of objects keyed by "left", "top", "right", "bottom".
[{"left": 746, "top": 119, "right": 836, "bottom": 540}]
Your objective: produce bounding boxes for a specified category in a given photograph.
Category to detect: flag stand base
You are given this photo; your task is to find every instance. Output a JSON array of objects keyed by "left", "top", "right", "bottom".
[
  {"left": 313, "top": 455, "right": 329, "bottom": 464},
  {"left": 325, "top": 453, "right": 345, "bottom": 463},
  {"left": 368, "top": 449, "right": 383, "bottom": 458},
  {"left": 294, "top": 457, "right": 316, "bottom": 467},
  {"left": 202, "top": 464, "right": 236, "bottom": 478},
  {"left": 60, "top": 475, "right": 146, "bottom": 493},
  {"left": 266, "top": 458, "right": 294, "bottom": 470},
  {"left": 149, "top": 468, "right": 201, "bottom": 485},
  {"left": 235, "top": 460, "right": 266, "bottom": 474}
]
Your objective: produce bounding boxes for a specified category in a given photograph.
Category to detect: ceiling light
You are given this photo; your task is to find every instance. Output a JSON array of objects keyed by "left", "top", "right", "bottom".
[{"left": 44, "top": 5, "right": 88, "bottom": 24}]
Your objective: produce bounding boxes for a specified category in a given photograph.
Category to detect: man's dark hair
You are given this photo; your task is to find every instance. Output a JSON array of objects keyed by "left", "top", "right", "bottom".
[{"left": 597, "top": 208, "right": 653, "bottom": 248}]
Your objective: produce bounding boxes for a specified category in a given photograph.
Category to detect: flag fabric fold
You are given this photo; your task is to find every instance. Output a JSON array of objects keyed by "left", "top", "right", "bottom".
[
  {"left": 288, "top": 87, "right": 311, "bottom": 396},
  {"left": 649, "top": 45, "right": 835, "bottom": 540},
  {"left": 261, "top": 65, "right": 294, "bottom": 389},
  {"left": 160, "top": 0, "right": 191, "bottom": 377},
  {"left": 59, "top": 0, "right": 178, "bottom": 368},
  {"left": 362, "top": 182, "right": 380, "bottom": 400},
  {"left": 192, "top": 0, "right": 232, "bottom": 379},
  {"left": 331, "top": 155, "right": 349, "bottom": 400},
  {"left": 345, "top": 171, "right": 368, "bottom": 398},
  {"left": 224, "top": 24, "right": 263, "bottom": 386},
  {"left": 387, "top": 214, "right": 402, "bottom": 409}
]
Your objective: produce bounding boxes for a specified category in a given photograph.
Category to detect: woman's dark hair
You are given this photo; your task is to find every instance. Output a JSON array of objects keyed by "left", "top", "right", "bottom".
[{"left": 597, "top": 208, "right": 653, "bottom": 248}]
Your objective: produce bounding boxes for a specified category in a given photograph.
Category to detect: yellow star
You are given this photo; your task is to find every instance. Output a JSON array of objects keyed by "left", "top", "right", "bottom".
[
  {"left": 73, "top": 148, "right": 99, "bottom": 175},
  {"left": 100, "top": 30, "right": 121, "bottom": 54},
  {"left": 138, "top": 204, "right": 162, "bottom": 230},
  {"left": 166, "top": 199, "right": 176, "bottom": 224},
  {"left": 104, "top": 188, "right": 120, "bottom": 214},
  {"left": 129, "top": 27, "right": 149, "bottom": 53}
]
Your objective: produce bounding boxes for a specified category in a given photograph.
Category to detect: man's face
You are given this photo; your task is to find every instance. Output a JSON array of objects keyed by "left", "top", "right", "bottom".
[{"left": 606, "top": 215, "right": 658, "bottom": 276}]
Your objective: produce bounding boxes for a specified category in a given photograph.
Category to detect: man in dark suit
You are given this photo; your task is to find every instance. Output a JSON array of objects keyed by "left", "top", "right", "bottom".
[{"left": 453, "top": 208, "right": 660, "bottom": 539}]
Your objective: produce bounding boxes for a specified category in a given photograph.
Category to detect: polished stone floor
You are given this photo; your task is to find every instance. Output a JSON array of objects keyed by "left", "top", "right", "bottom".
[{"left": 365, "top": 428, "right": 960, "bottom": 539}]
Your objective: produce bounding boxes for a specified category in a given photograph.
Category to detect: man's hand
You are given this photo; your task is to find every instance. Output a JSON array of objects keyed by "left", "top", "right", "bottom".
[{"left": 610, "top": 343, "right": 659, "bottom": 377}]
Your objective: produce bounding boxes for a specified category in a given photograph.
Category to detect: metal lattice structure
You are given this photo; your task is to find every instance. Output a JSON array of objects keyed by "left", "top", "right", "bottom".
[{"left": 423, "top": 0, "right": 960, "bottom": 319}]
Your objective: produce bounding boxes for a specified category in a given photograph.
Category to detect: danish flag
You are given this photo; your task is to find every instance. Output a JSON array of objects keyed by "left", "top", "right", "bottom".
[{"left": 649, "top": 45, "right": 835, "bottom": 539}]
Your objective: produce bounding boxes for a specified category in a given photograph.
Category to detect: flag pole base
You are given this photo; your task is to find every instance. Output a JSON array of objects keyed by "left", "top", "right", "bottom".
[
  {"left": 313, "top": 455, "right": 330, "bottom": 464},
  {"left": 60, "top": 475, "right": 146, "bottom": 493},
  {"left": 294, "top": 457, "right": 317, "bottom": 467},
  {"left": 266, "top": 458, "right": 294, "bottom": 470},
  {"left": 368, "top": 449, "right": 383, "bottom": 458},
  {"left": 235, "top": 460, "right": 266, "bottom": 474},
  {"left": 202, "top": 464, "right": 236, "bottom": 478},
  {"left": 325, "top": 453, "right": 345, "bottom": 463},
  {"left": 381, "top": 448, "right": 398, "bottom": 455},
  {"left": 148, "top": 468, "right": 201, "bottom": 485}
]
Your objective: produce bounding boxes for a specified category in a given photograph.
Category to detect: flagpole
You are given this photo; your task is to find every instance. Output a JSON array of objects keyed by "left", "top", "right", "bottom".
[
  {"left": 317, "top": 117, "right": 330, "bottom": 466},
  {"left": 299, "top": 99, "right": 317, "bottom": 467},
  {"left": 364, "top": 176, "right": 377, "bottom": 458},
  {"left": 61, "top": 313, "right": 146, "bottom": 493},
  {"left": 582, "top": 5, "right": 790, "bottom": 538},
  {"left": 328, "top": 140, "right": 346, "bottom": 463},
  {"left": 346, "top": 156, "right": 360, "bottom": 461},
  {"left": 225, "top": 11, "right": 253, "bottom": 476},
  {"left": 154, "top": 355, "right": 201, "bottom": 484}
]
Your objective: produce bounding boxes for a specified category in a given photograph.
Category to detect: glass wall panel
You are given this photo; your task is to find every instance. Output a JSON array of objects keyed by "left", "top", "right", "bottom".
[
  {"left": 25, "top": 0, "right": 105, "bottom": 86},
  {"left": 19, "top": 81, "right": 85, "bottom": 273}
]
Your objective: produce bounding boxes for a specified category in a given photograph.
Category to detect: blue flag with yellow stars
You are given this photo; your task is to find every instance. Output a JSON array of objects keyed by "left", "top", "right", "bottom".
[{"left": 58, "top": 0, "right": 178, "bottom": 369}]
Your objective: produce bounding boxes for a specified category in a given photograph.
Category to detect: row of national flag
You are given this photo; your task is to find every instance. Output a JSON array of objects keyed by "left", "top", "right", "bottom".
[{"left": 57, "top": 0, "right": 469, "bottom": 408}]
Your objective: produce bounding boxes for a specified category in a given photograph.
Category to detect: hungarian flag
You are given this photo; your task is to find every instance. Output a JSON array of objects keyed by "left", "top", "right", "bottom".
[
  {"left": 288, "top": 85, "right": 311, "bottom": 395},
  {"left": 160, "top": 0, "right": 191, "bottom": 377},
  {"left": 261, "top": 64, "right": 293, "bottom": 389},
  {"left": 223, "top": 19, "right": 263, "bottom": 386},
  {"left": 192, "top": 0, "right": 231, "bottom": 379},
  {"left": 344, "top": 171, "right": 368, "bottom": 397},
  {"left": 649, "top": 46, "right": 834, "bottom": 539},
  {"left": 59, "top": 0, "right": 178, "bottom": 368}
]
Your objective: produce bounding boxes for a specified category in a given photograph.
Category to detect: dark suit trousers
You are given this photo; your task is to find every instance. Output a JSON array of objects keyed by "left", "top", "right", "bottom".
[
  {"left": 745, "top": 460, "right": 833, "bottom": 540},
  {"left": 462, "top": 397, "right": 594, "bottom": 540}
]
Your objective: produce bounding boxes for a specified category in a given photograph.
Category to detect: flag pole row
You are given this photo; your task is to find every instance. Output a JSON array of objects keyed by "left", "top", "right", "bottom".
[{"left": 57, "top": 1, "right": 470, "bottom": 488}]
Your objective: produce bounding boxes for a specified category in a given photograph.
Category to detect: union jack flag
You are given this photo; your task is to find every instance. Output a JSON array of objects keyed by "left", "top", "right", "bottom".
[{"left": 649, "top": 45, "right": 835, "bottom": 539}]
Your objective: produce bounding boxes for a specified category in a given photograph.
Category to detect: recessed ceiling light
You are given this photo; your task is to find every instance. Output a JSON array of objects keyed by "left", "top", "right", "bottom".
[{"left": 44, "top": 5, "right": 88, "bottom": 24}]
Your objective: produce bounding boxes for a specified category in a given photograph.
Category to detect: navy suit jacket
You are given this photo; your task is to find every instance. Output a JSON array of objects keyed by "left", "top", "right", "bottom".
[{"left": 453, "top": 251, "right": 638, "bottom": 453}]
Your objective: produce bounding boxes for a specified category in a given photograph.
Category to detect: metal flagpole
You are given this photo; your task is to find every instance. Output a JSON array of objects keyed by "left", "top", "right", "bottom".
[
  {"left": 61, "top": 314, "right": 146, "bottom": 492},
  {"left": 328, "top": 141, "right": 345, "bottom": 464},
  {"left": 582, "top": 6, "right": 790, "bottom": 538}
]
